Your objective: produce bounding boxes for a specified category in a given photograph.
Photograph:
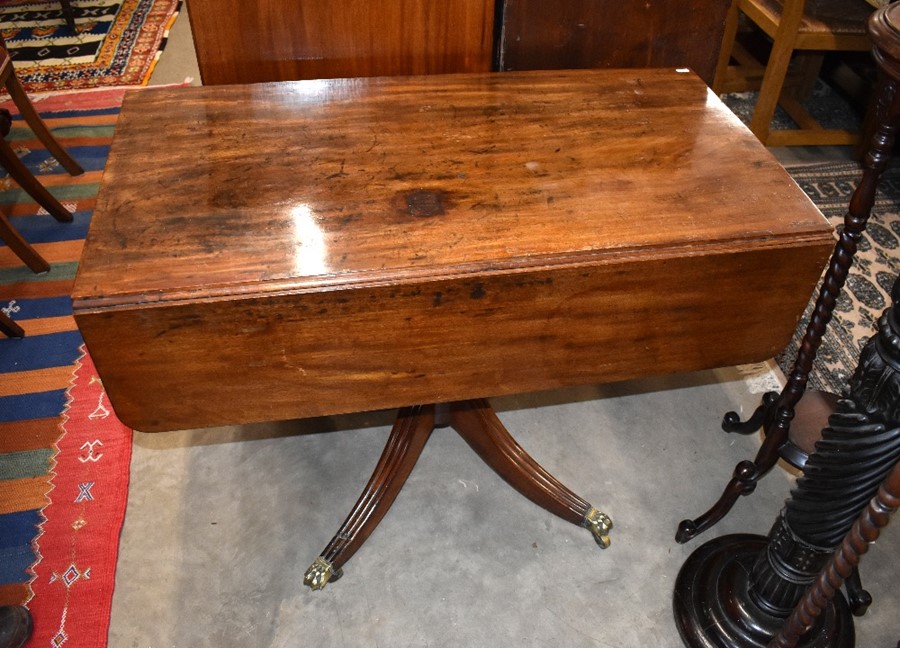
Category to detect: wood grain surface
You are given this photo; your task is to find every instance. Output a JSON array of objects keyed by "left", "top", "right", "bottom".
[{"left": 72, "top": 70, "right": 834, "bottom": 432}]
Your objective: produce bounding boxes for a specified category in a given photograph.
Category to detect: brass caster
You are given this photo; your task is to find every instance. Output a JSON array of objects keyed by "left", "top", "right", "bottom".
[
  {"left": 583, "top": 507, "right": 613, "bottom": 549},
  {"left": 303, "top": 556, "right": 343, "bottom": 590}
]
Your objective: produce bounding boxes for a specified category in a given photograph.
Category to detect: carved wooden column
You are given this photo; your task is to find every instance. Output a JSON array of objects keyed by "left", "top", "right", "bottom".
[
  {"left": 674, "top": 274, "right": 900, "bottom": 647},
  {"left": 769, "top": 460, "right": 900, "bottom": 648}
]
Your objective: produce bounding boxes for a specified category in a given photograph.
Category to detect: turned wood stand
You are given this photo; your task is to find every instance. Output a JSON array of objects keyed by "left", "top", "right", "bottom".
[
  {"left": 676, "top": 2, "right": 900, "bottom": 620},
  {"left": 72, "top": 70, "right": 832, "bottom": 589},
  {"left": 675, "top": 273, "right": 900, "bottom": 648},
  {"left": 673, "top": 7, "right": 900, "bottom": 647}
]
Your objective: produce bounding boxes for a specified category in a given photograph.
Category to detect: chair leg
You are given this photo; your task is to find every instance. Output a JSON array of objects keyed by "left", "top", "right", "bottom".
[
  {"left": 3, "top": 72, "right": 83, "bottom": 176},
  {"left": 792, "top": 52, "right": 825, "bottom": 100},
  {"left": 712, "top": 0, "right": 743, "bottom": 94},
  {"left": 59, "top": 0, "right": 76, "bottom": 29},
  {"left": 0, "top": 310, "right": 25, "bottom": 337},
  {"left": 0, "top": 212, "right": 51, "bottom": 273},
  {"left": 749, "top": 32, "right": 800, "bottom": 144},
  {"left": 0, "top": 138, "right": 74, "bottom": 223}
]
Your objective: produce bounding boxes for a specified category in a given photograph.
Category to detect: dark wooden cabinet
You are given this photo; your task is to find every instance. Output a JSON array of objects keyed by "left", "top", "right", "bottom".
[
  {"left": 498, "top": 0, "right": 730, "bottom": 86},
  {"left": 187, "top": 0, "right": 729, "bottom": 87},
  {"left": 185, "top": 0, "right": 496, "bottom": 85}
]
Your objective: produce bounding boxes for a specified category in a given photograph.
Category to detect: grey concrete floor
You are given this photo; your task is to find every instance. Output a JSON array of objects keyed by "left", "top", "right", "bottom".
[
  {"left": 114, "top": 9, "right": 900, "bottom": 646},
  {"left": 109, "top": 369, "right": 900, "bottom": 647}
]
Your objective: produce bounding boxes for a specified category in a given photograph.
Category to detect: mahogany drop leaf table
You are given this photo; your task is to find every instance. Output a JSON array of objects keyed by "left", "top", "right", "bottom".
[{"left": 71, "top": 70, "right": 833, "bottom": 592}]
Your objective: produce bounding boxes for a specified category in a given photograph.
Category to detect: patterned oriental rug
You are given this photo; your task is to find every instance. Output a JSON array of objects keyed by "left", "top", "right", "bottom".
[
  {"left": 781, "top": 161, "right": 900, "bottom": 395},
  {"left": 0, "top": 87, "right": 130, "bottom": 647},
  {"left": 0, "top": 0, "right": 181, "bottom": 93}
]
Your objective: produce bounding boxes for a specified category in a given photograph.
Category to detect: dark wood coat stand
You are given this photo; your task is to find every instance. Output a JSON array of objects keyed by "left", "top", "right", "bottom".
[
  {"left": 674, "top": 271, "right": 900, "bottom": 647},
  {"left": 676, "top": 6, "right": 900, "bottom": 579}
]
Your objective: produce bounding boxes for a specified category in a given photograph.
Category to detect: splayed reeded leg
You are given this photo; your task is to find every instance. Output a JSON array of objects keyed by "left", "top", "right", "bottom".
[
  {"left": 449, "top": 399, "right": 612, "bottom": 548},
  {"left": 304, "top": 399, "right": 612, "bottom": 590},
  {"left": 303, "top": 404, "right": 435, "bottom": 590}
]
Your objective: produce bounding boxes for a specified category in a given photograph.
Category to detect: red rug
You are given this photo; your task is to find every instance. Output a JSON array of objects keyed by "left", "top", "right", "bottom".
[
  {"left": 0, "top": 86, "right": 130, "bottom": 647},
  {"left": 28, "top": 348, "right": 131, "bottom": 648}
]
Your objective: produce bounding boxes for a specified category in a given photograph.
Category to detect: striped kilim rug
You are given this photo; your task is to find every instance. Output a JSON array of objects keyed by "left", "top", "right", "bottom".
[
  {"left": 0, "top": 86, "right": 130, "bottom": 647},
  {"left": 782, "top": 161, "right": 900, "bottom": 395},
  {"left": 0, "top": 0, "right": 181, "bottom": 93}
]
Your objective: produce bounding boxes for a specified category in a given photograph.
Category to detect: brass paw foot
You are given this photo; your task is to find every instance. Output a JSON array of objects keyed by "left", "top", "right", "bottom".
[
  {"left": 583, "top": 507, "right": 613, "bottom": 548},
  {"left": 303, "top": 556, "right": 343, "bottom": 590}
]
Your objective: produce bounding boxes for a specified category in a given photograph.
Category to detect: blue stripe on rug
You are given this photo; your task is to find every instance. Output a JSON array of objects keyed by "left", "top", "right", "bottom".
[
  {"left": 0, "top": 211, "right": 91, "bottom": 243},
  {"left": 0, "top": 391, "right": 69, "bottom": 423},
  {"left": 0, "top": 510, "right": 41, "bottom": 584},
  {"left": 2, "top": 296, "right": 72, "bottom": 320},
  {"left": 4, "top": 19, "right": 116, "bottom": 40},
  {"left": 0, "top": 330, "right": 83, "bottom": 373},
  {"left": 4, "top": 21, "right": 112, "bottom": 39},
  {"left": 8, "top": 109, "right": 122, "bottom": 124},
  {"left": 7, "top": 41, "right": 103, "bottom": 61},
  {"left": 65, "top": 150, "right": 112, "bottom": 174},
  {"left": 35, "top": 107, "right": 122, "bottom": 119},
  {"left": 11, "top": 146, "right": 108, "bottom": 174}
]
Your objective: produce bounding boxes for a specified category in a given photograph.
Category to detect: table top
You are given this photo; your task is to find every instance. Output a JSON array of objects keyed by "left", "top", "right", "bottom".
[{"left": 73, "top": 69, "right": 828, "bottom": 311}]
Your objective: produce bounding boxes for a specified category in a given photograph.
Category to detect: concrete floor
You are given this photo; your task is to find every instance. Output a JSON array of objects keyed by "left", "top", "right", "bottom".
[{"left": 106, "top": 9, "right": 900, "bottom": 647}]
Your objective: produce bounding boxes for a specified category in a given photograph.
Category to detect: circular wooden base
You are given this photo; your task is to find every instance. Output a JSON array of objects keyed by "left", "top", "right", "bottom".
[{"left": 673, "top": 534, "right": 854, "bottom": 648}]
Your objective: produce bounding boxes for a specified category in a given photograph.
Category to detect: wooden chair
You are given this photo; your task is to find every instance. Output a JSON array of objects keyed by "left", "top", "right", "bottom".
[
  {"left": 713, "top": 0, "right": 874, "bottom": 146},
  {"left": 0, "top": 39, "right": 83, "bottom": 241},
  {"left": 0, "top": 40, "right": 83, "bottom": 335}
]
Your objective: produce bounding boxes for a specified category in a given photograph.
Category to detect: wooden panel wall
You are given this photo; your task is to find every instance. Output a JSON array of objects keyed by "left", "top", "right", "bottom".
[
  {"left": 498, "top": 0, "right": 730, "bottom": 86},
  {"left": 186, "top": 0, "right": 496, "bottom": 85}
]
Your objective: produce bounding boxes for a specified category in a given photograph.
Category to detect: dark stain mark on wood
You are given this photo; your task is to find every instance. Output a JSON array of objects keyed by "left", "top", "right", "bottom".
[{"left": 401, "top": 189, "right": 448, "bottom": 218}]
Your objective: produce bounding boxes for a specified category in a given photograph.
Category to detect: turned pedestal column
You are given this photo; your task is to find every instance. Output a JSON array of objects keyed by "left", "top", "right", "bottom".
[{"left": 674, "top": 271, "right": 900, "bottom": 647}]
